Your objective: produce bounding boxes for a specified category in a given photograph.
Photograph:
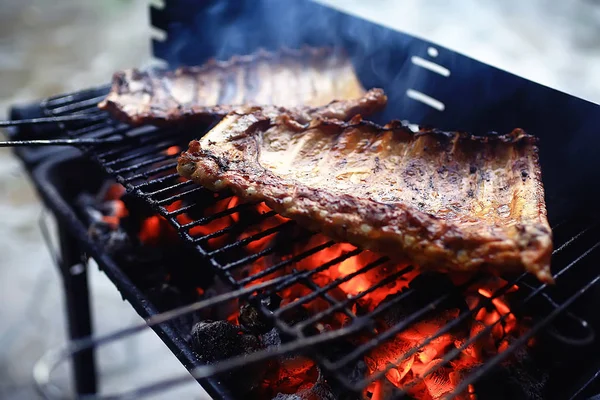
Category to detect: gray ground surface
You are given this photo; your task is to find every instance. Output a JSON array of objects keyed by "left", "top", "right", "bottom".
[{"left": 0, "top": 1, "right": 599, "bottom": 399}]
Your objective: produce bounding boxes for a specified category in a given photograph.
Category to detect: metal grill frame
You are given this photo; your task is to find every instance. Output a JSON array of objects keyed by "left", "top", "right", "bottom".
[
  {"left": 6, "top": 0, "right": 600, "bottom": 396},
  {"left": 25, "top": 86, "right": 600, "bottom": 399},
  {"left": 22, "top": 150, "right": 238, "bottom": 400}
]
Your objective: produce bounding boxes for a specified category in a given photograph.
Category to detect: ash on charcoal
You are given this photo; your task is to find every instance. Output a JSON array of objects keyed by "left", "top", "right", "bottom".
[
  {"left": 191, "top": 320, "right": 262, "bottom": 362},
  {"left": 262, "top": 328, "right": 283, "bottom": 347},
  {"left": 271, "top": 369, "right": 335, "bottom": 400},
  {"left": 239, "top": 303, "right": 272, "bottom": 334},
  {"left": 190, "top": 320, "right": 265, "bottom": 394},
  {"left": 76, "top": 192, "right": 132, "bottom": 253}
]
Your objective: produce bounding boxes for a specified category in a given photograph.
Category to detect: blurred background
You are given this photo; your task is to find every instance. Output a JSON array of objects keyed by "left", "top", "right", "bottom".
[{"left": 0, "top": 0, "right": 599, "bottom": 398}]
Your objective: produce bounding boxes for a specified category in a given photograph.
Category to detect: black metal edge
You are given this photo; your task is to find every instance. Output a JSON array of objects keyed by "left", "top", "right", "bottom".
[
  {"left": 27, "top": 150, "right": 234, "bottom": 400},
  {"left": 7, "top": 102, "right": 66, "bottom": 166}
]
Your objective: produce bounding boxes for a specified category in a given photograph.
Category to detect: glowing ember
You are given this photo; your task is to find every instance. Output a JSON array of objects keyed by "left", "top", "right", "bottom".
[
  {"left": 104, "top": 183, "right": 126, "bottom": 200},
  {"left": 360, "top": 277, "right": 527, "bottom": 399},
  {"left": 101, "top": 152, "right": 532, "bottom": 399},
  {"left": 138, "top": 216, "right": 162, "bottom": 245},
  {"left": 100, "top": 184, "right": 129, "bottom": 229},
  {"left": 165, "top": 145, "right": 180, "bottom": 156}
]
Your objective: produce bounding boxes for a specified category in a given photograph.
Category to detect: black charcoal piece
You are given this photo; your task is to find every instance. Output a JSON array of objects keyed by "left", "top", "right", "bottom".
[
  {"left": 239, "top": 303, "right": 271, "bottom": 334},
  {"left": 190, "top": 320, "right": 266, "bottom": 394}
]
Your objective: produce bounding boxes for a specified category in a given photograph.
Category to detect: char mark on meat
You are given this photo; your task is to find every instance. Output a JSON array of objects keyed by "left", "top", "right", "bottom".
[
  {"left": 178, "top": 109, "right": 553, "bottom": 283},
  {"left": 99, "top": 47, "right": 386, "bottom": 126}
]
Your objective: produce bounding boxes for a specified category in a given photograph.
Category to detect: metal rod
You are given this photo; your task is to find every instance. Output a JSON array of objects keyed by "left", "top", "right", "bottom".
[
  {"left": 447, "top": 271, "right": 600, "bottom": 400},
  {"left": 33, "top": 277, "right": 288, "bottom": 399},
  {"left": 0, "top": 114, "right": 105, "bottom": 127},
  {"left": 0, "top": 138, "right": 124, "bottom": 147},
  {"left": 369, "top": 231, "right": 600, "bottom": 399},
  {"left": 85, "top": 322, "right": 369, "bottom": 400}
]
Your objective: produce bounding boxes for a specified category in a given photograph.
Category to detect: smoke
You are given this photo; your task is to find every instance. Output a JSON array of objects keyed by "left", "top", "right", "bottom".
[
  {"left": 152, "top": 0, "right": 600, "bottom": 209},
  {"left": 154, "top": 0, "right": 427, "bottom": 124}
]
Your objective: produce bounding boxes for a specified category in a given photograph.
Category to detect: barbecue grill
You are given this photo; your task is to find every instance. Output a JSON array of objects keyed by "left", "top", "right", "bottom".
[{"left": 5, "top": 1, "right": 600, "bottom": 399}]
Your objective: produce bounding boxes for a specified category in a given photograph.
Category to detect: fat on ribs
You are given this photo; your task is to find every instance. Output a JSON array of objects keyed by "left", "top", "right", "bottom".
[
  {"left": 177, "top": 111, "right": 553, "bottom": 283},
  {"left": 98, "top": 47, "right": 386, "bottom": 125}
]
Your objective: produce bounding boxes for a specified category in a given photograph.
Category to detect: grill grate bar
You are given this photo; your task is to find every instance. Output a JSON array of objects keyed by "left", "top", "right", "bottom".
[
  {"left": 100, "top": 134, "right": 181, "bottom": 160},
  {"left": 101, "top": 142, "right": 175, "bottom": 166},
  {"left": 366, "top": 236, "right": 600, "bottom": 398},
  {"left": 179, "top": 202, "right": 254, "bottom": 230},
  {"left": 330, "top": 222, "right": 597, "bottom": 387},
  {"left": 291, "top": 266, "right": 416, "bottom": 332},
  {"left": 42, "top": 85, "right": 109, "bottom": 108},
  {"left": 431, "top": 240, "right": 600, "bottom": 400},
  {"left": 122, "top": 162, "right": 179, "bottom": 184},
  {"left": 342, "top": 275, "right": 512, "bottom": 390},
  {"left": 143, "top": 179, "right": 194, "bottom": 198},
  {"left": 237, "top": 239, "right": 335, "bottom": 285},
  {"left": 48, "top": 96, "right": 108, "bottom": 115},
  {"left": 276, "top": 256, "right": 388, "bottom": 316},
  {"left": 33, "top": 89, "right": 600, "bottom": 399},
  {"left": 153, "top": 184, "right": 205, "bottom": 205},
  {"left": 131, "top": 173, "right": 182, "bottom": 190},
  {"left": 202, "top": 217, "right": 289, "bottom": 251},
  {"left": 84, "top": 124, "right": 129, "bottom": 138},
  {"left": 272, "top": 248, "right": 363, "bottom": 294},
  {"left": 224, "top": 231, "right": 315, "bottom": 273},
  {"left": 111, "top": 154, "right": 173, "bottom": 175},
  {"left": 302, "top": 278, "right": 358, "bottom": 322}
]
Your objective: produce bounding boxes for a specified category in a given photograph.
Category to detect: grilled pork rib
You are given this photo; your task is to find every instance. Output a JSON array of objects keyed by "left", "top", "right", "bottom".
[
  {"left": 177, "top": 111, "right": 553, "bottom": 282},
  {"left": 98, "top": 47, "right": 386, "bottom": 125}
]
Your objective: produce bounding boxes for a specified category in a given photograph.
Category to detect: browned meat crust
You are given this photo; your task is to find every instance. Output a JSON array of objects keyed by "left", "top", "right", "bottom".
[
  {"left": 98, "top": 47, "right": 385, "bottom": 125},
  {"left": 177, "top": 110, "right": 553, "bottom": 283}
]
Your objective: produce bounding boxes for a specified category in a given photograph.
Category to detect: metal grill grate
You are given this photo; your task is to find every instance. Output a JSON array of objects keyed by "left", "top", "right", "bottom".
[{"left": 35, "top": 87, "right": 600, "bottom": 399}]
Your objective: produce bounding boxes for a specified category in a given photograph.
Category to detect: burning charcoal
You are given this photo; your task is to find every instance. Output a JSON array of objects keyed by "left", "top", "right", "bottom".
[
  {"left": 191, "top": 320, "right": 262, "bottom": 362},
  {"left": 267, "top": 355, "right": 318, "bottom": 394},
  {"left": 190, "top": 320, "right": 265, "bottom": 394},
  {"left": 377, "top": 272, "right": 469, "bottom": 333},
  {"left": 353, "top": 273, "right": 476, "bottom": 398},
  {"left": 443, "top": 341, "right": 546, "bottom": 400},
  {"left": 369, "top": 378, "right": 406, "bottom": 400},
  {"left": 76, "top": 192, "right": 133, "bottom": 253},
  {"left": 239, "top": 303, "right": 271, "bottom": 334},
  {"left": 271, "top": 368, "right": 335, "bottom": 400},
  {"left": 262, "top": 328, "right": 283, "bottom": 348},
  {"left": 260, "top": 329, "right": 332, "bottom": 398}
]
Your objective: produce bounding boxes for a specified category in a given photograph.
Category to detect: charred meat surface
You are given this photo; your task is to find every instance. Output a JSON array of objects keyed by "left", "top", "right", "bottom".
[
  {"left": 177, "top": 110, "right": 553, "bottom": 282},
  {"left": 98, "top": 47, "right": 386, "bottom": 125}
]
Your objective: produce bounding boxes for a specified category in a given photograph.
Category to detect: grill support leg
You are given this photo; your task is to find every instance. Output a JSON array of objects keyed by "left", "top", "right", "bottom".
[{"left": 58, "top": 226, "right": 97, "bottom": 396}]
